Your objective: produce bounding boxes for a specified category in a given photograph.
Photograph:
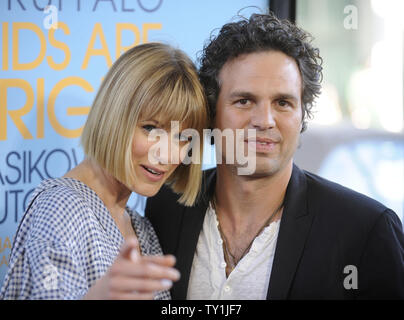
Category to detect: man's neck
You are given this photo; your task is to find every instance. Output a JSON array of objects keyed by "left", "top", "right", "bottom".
[{"left": 214, "top": 161, "right": 293, "bottom": 235}]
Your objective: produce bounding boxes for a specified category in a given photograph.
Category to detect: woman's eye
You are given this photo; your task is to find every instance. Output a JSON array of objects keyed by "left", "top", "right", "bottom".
[{"left": 142, "top": 124, "right": 156, "bottom": 132}]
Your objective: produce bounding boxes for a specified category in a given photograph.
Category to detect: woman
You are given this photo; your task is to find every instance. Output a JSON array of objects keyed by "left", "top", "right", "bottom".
[{"left": 0, "top": 43, "right": 208, "bottom": 299}]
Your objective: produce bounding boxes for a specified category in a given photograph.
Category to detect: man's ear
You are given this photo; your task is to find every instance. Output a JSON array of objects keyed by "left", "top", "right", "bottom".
[
  {"left": 297, "top": 134, "right": 302, "bottom": 149},
  {"left": 300, "top": 102, "right": 306, "bottom": 133},
  {"left": 300, "top": 115, "right": 306, "bottom": 133}
]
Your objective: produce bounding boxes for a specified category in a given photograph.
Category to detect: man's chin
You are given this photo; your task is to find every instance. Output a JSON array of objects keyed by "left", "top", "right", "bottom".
[
  {"left": 236, "top": 163, "right": 280, "bottom": 178},
  {"left": 241, "top": 155, "right": 295, "bottom": 178}
]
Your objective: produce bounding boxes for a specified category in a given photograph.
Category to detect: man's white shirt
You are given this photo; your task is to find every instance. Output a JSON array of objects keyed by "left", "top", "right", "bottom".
[{"left": 187, "top": 203, "right": 281, "bottom": 300}]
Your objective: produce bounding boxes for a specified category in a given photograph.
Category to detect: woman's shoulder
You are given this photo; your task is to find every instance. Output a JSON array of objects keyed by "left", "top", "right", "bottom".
[
  {"left": 31, "top": 178, "right": 92, "bottom": 215},
  {"left": 22, "top": 178, "right": 97, "bottom": 241}
]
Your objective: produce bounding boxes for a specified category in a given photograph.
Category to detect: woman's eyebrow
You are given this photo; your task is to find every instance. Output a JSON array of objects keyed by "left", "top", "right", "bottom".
[{"left": 141, "top": 118, "right": 161, "bottom": 125}]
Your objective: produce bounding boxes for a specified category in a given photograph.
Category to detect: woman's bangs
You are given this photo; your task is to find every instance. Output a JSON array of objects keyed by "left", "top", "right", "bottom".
[{"left": 139, "top": 77, "right": 206, "bottom": 132}]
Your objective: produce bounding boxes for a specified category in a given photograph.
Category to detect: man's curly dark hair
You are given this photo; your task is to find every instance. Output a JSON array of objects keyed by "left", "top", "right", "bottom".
[{"left": 198, "top": 12, "right": 323, "bottom": 132}]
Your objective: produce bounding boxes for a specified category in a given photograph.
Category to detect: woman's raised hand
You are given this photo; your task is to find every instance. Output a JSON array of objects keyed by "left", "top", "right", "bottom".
[{"left": 84, "top": 237, "right": 180, "bottom": 300}]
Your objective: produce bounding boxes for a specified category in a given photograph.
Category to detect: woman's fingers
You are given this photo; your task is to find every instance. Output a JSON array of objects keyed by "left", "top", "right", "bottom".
[
  {"left": 119, "top": 237, "right": 176, "bottom": 267},
  {"left": 110, "top": 276, "right": 173, "bottom": 293},
  {"left": 110, "top": 292, "right": 155, "bottom": 300},
  {"left": 109, "top": 259, "right": 180, "bottom": 281},
  {"left": 118, "top": 237, "right": 140, "bottom": 261},
  {"left": 102, "top": 238, "right": 180, "bottom": 300},
  {"left": 141, "top": 254, "right": 176, "bottom": 267},
  {"left": 85, "top": 239, "right": 179, "bottom": 300}
]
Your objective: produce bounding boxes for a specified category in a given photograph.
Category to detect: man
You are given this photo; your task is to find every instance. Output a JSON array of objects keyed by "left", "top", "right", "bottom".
[{"left": 146, "top": 13, "right": 404, "bottom": 299}]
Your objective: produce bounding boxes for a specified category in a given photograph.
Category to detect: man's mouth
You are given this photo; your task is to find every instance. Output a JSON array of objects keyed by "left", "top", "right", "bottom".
[
  {"left": 245, "top": 137, "right": 279, "bottom": 144},
  {"left": 244, "top": 137, "right": 279, "bottom": 153}
]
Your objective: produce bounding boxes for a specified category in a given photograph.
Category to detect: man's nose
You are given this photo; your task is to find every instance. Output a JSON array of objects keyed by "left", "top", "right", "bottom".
[{"left": 250, "top": 101, "right": 276, "bottom": 130}]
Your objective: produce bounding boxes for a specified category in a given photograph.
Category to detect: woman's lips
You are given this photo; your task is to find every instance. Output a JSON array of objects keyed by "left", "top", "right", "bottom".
[{"left": 140, "top": 165, "right": 166, "bottom": 182}]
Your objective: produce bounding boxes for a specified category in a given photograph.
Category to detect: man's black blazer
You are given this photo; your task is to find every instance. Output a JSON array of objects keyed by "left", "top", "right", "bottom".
[{"left": 145, "top": 164, "right": 404, "bottom": 299}]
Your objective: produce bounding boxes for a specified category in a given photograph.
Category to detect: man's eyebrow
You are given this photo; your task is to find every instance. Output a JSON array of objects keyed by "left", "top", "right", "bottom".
[
  {"left": 229, "top": 91, "right": 257, "bottom": 99},
  {"left": 272, "top": 93, "right": 299, "bottom": 102},
  {"left": 229, "top": 91, "right": 299, "bottom": 102}
]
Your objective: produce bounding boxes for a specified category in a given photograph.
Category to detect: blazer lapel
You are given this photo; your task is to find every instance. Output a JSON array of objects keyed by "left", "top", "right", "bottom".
[
  {"left": 267, "top": 164, "right": 314, "bottom": 299},
  {"left": 171, "top": 169, "right": 216, "bottom": 299}
]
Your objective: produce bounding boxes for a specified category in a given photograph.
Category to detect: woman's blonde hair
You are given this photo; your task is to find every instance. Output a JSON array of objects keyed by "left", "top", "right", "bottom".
[{"left": 81, "top": 43, "right": 208, "bottom": 206}]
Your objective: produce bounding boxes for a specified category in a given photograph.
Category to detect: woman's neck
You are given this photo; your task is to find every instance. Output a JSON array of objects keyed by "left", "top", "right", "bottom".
[{"left": 64, "top": 159, "right": 131, "bottom": 220}]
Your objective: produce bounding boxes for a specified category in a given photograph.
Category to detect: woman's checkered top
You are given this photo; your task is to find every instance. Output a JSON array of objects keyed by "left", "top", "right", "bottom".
[{"left": 0, "top": 177, "right": 171, "bottom": 300}]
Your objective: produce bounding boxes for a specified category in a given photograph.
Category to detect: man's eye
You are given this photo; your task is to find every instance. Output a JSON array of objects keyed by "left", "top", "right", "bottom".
[
  {"left": 238, "top": 99, "right": 249, "bottom": 105},
  {"left": 234, "top": 99, "right": 251, "bottom": 108},
  {"left": 278, "top": 100, "right": 290, "bottom": 107},
  {"left": 142, "top": 124, "right": 156, "bottom": 132}
]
